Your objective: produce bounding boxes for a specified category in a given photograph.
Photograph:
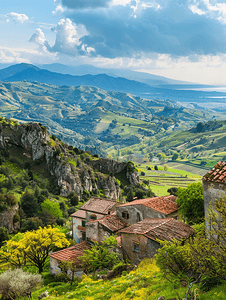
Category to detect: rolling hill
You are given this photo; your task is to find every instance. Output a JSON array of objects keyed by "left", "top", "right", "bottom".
[{"left": 0, "top": 80, "right": 225, "bottom": 157}]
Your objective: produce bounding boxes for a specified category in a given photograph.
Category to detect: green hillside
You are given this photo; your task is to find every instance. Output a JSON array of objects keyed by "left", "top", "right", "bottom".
[{"left": 0, "top": 81, "right": 225, "bottom": 157}]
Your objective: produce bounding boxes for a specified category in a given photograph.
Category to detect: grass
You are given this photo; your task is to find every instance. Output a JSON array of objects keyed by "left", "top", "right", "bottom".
[{"left": 28, "top": 259, "right": 226, "bottom": 300}]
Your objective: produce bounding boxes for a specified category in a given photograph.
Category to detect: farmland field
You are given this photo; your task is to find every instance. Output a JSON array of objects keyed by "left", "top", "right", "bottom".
[{"left": 137, "top": 162, "right": 204, "bottom": 196}]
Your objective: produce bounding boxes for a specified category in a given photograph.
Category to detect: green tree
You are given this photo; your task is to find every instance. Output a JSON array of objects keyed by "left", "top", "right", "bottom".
[
  {"left": 20, "top": 190, "right": 39, "bottom": 218},
  {"left": 41, "top": 199, "right": 63, "bottom": 219},
  {"left": 0, "top": 227, "right": 9, "bottom": 247},
  {"left": 79, "top": 236, "right": 120, "bottom": 273},
  {"left": 21, "top": 217, "right": 43, "bottom": 232},
  {"left": 127, "top": 189, "right": 134, "bottom": 202},
  {"left": 172, "top": 152, "right": 179, "bottom": 161},
  {"left": 176, "top": 182, "right": 204, "bottom": 224},
  {"left": 68, "top": 191, "right": 79, "bottom": 206}
]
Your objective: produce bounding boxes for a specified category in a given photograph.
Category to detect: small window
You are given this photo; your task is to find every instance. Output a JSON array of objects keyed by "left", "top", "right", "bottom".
[
  {"left": 133, "top": 242, "right": 139, "bottom": 252},
  {"left": 82, "top": 220, "right": 86, "bottom": 227},
  {"left": 136, "top": 213, "right": 141, "bottom": 222},
  {"left": 122, "top": 211, "right": 129, "bottom": 219},
  {"left": 82, "top": 232, "right": 86, "bottom": 241},
  {"left": 90, "top": 214, "right": 97, "bottom": 220}
]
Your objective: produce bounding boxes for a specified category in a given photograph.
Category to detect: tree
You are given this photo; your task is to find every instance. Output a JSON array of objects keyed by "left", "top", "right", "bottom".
[
  {"left": 79, "top": 236, "right": 120, "bottom": 273},
  {"left": 1, "top": 226, "right": 70, "bottom": 273},
  {"left": 41, "top": 199, "right": 63, "bottom": 219},
  {"left": 0, "top": 227, "right": 9, "bottom": 247},
  {"left": 0, "top": 268, "right": 42, "bottom": 300},
  {"left": 68, "top": 191, "right": 79, "bottom": 206},
  {"left": 20, "top": 190, "right": 39, "bottom": 218},
  {"left": 127, "top": 189, "right": 134, "bottom": 202},
  {"left": 176, "top": 182, "right": 204, "bottom": 224},
  {"left": 172, "top": 153, "right": 179, "bottom": 161},
  {"left": 21, "top": 217, "right": 43, "bottom": 232}
]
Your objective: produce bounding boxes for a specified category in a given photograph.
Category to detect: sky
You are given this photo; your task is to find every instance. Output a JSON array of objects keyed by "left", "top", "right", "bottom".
[{"left": 1, "top": 0, "right": 226, "bottom": 85}]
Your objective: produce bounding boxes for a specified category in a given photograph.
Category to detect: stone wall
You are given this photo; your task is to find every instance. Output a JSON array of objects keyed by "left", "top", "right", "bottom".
[
  {"left": 116, "top": 204, "right": 177, "bottom": 225},
  {"left": 203, "top": 180, "right": 226, "bottom": 229},
  {"left": 120, "top": 233, "right": 160, "bottom": 265}
]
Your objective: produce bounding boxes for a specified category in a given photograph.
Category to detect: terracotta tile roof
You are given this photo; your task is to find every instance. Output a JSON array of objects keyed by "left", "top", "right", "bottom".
[
  {"left": 119, "top": 218, "right": 194, "bottom": 242},
  {"left": 89, "top": 215, "right": 128, "bottom": 232},
  {"left": 50, "top": 241, "right": 91, "bottom": 266},
  {"left": 119, "top": 195, "right": 178, "bottom": 215},
  {"left": 79, "top": 197, "right": 118, "bottom": 214},
  {"left": 71, "top": 210, "right": 86, "bottom": 219},
  {"left": 203, "top": 161, "right": 226, "bottom": 183}
]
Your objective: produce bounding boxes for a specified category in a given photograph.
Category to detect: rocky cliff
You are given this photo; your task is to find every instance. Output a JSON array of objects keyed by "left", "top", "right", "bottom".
[{"left": 0, "top": 120, "right": 139, "bottom": 199}]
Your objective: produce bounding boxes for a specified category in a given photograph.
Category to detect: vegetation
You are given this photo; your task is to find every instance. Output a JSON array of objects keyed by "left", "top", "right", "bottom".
[
  {"left": 0, "top": 268, "right": 42, "bottom": 300},
  {"left": 176, "top": 182, "right": 204, "bottom": 224},
  {"left": 79, "top": 236, "right": 120, "bottom": 273},
  {"left": 0, "top": 226, "right": 70, "bottom": 273}
]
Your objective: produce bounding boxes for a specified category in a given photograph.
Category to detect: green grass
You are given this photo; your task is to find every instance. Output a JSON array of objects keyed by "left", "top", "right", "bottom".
[{"left": 28, "top": 259, "right": 226, "bottom": 300}]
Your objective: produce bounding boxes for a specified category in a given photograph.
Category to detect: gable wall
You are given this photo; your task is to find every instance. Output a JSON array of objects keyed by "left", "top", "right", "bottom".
[{"left": 116, "top": 204, "right": 166, "bottom": 225}]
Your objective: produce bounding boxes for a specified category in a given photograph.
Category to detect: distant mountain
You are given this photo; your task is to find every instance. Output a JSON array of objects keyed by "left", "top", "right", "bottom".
[
  {"left": 0, "top": 63, "right": 158, "bottom": 94},
  {"left": 0, "top": 63, "right": 226, "bottom": 103},
  {"left": 36, "top": 63, "right": 190, "bottom": 86}
]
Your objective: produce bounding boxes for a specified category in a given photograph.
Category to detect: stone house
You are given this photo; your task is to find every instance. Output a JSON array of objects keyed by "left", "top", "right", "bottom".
[
  {"left": 71, "top": 197, "right": 120, "bottom": 243},
  {"left": 118, "top": 218, "right": 194, "bottom": 265},
  {"left": 86, "top": 214, "right": 128, "bottom": 243},
  {"left": 50, "top": 241, "right": 91, "bottom": 277},
  {"left": 116, "top": 195, "right": 178, "bottom": 225},
  {"left": 203, "top": 161, "right": 226, "bottom": 229}
]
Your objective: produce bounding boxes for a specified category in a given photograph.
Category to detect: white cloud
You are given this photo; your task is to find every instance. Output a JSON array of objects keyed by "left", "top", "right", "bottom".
[
  {"left": 189, "top": 0, "right": 226, "bottom": 23},
  {"left": 0, "top": 46, "right": 57, "bottom": 64},
  {"left": 29, "top": 28, "right": 47, "bottom": 46},
  {"left": 7, "top": 12, "right": 29, "bottom": 23}
]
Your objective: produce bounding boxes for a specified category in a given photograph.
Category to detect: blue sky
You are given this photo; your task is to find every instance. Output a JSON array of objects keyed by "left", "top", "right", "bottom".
[{"left": 1, "top": 0, "right": 226, "bottom": 84}]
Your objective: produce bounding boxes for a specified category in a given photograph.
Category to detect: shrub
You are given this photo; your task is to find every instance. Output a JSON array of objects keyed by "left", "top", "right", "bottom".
[
  {"left": 21, "top": 217, "right": 43, "bottom": 232},
  {"left": 0, "top": 227, "right": 9, "bottom": 247},
  {"left": 0, "top": 268, "right": 42, "bottom": 299},
  {"left": 13, "top": 213, "right": 20, "bottom": 224}
]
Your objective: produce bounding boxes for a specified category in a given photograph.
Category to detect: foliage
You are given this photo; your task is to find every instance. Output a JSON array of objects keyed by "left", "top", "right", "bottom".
[
  {"left": 68, "top": 191, "right": 79, "bottom": 206},
  {"left": 79, "top": 236, "right": 120, "bottom": 273},
  {"left": 0, "top": 268, "right": 42, "bottom": 300},
  {"left": 172, "top": 152, "right": 179, "bottom": 161},
  {"left": 126, "top": 189, "right": 134, "bottom": 202},
  {"left": 0, "top": 226, "right": 70, "bottom": 273},
  {"left": 41, "top": 199, "right": 63, "bottom": 219},
  {"left": 0, "top": 193, "right": 17, "bottom": 212},
  {"left": 176, "top": 182, "right": 204, "bottom": 224},
  {"left": 20, "top": 190, "right": 39, "bottom": 218},
  {"left": 21, "top": 217, "right": 43, "bottom": 232},
  {"left": 0, "top": 227, "right": 9, "bottom": 247}
]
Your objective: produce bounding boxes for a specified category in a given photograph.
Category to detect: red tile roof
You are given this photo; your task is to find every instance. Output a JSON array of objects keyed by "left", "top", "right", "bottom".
[
  {"left": 50, "top": 241, "right": 91, "bottom": 266},
  {"left": 203, "top": 161, "right": 226, "bottom": 183},
  {"left": 119, "top": 218, "right": 193, "bottom": 242},
  {"left": 71, "top": 210, "right": 86, "bottom": 219},
  {"left": 79, "top": 197, "right": 118, "bottom": 214},
  {"left": 89, "top": 215, "right": 128, "bottom": 232},
  {"left": 119, "top": 195, "right": 178, "bottom": 215}
]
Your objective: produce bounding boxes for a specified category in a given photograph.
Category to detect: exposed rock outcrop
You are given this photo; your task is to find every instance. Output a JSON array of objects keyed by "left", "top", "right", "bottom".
[
  {"left": 0, "top": 204, "right": 20, "bottom": 233},
  {"left": 0, "top": 122, "right": 139, "bottom": 199}
]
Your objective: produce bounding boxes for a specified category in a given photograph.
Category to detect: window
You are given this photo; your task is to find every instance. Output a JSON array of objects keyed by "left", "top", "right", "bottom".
[
  {"left": 90, "top": 214, "right": 97, "bottom": 220},
  {"left": 82, "top": 232, "right": 86, "bottom": 241},
  {"left": 133, "top": 242, "right": 139, "bottom": 252},
  {"left": 136, "top": 213, "right": 141, "bottom": 222},
  {"left": 122, "top": 211, "right": 129, "bottom": 219},
  {"left": 82, "top": 220, "right": 86, "bottom": 227}
]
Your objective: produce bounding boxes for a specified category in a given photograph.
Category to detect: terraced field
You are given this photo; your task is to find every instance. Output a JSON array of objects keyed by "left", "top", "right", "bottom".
[{"left": 137, "top": 162, "right": 203, "bottom": 196}]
